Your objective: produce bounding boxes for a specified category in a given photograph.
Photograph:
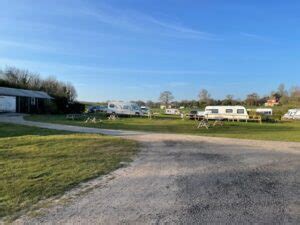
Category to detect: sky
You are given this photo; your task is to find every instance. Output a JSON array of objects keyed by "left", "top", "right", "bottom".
[{"left": 0, "top": 0, "right": 300, "bottom": 102}]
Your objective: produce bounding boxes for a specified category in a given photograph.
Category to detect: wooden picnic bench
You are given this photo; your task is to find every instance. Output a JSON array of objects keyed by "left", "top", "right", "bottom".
[
  {"left": 197, "top": 119, "right": 210, "bottom": 129},
  {"left": 66, "top": 114, "right": 86, "bottom": 120},
  {"left": 247, "top": 115, "right": 262, "bottom": 124}
]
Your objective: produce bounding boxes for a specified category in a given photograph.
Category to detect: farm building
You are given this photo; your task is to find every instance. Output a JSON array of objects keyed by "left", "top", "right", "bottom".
[{"left": 0, "top": 87, "right": 52, "bottom": 113}]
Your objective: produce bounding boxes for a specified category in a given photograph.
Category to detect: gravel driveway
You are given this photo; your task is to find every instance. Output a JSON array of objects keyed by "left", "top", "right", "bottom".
[{"left": 1, "top": 114, "right": 299, "bottom": 224}]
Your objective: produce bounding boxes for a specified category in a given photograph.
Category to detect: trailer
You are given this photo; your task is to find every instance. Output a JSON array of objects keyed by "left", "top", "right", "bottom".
[
  {"left": 282, "top": 109, "right": 300, "bottom": 120},
  {"left": 204, "top": 106, "right": 249, "bottom": 121},
  {"left": 248, "top": 108, "right": 273, "bottom": 115},
  {"left": 165, "top": 108, "right": 180, "bottom": 115}
]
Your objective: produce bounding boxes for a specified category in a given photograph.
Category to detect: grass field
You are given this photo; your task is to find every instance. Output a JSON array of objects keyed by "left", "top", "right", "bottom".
[
  {"left": 0, "top": 123, "right": 137, "bottom": 220},
  {"left": 27, "top": 114, "right": 300, "bottom": 142}
]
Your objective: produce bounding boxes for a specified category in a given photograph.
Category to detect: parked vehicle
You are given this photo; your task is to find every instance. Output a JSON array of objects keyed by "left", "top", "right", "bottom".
[
  {"left": 248, "top": 108, "right": 273, "bottom": 115},
  {"left": 204, "top": 106, "right": 249, "bottom": 120},
  {"left": 282, "top": 109, "right": 300, "bottom": 120},
  {"left": 165, "top": 108, "right": 180, "bottom": 115},
  {"left": 87, "top": 105, "right": 107, "bottom": 113},
  {"left": 188, "top": 110, "right": 206, "bottom": 120},
  {"left": 107, "top": 101, "right": 142, "bottom": 116},
  {"left": 140, "top": 106, "right": 150, "bottom": 115}
]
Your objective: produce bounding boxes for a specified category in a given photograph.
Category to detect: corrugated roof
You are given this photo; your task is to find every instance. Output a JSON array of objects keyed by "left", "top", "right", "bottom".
[{"left": 0, "top": 87, "right": 52, "bottom": 99}]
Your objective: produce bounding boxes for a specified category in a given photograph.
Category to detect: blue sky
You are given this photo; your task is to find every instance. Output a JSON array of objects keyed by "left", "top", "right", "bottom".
[{"left": 0, "top": 0, "right": 300, "bottom": 102}]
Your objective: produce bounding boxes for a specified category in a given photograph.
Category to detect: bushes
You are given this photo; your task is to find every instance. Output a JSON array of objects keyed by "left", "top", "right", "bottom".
[{"left": 67, "top": 102, "right": 85, "bottom": 114}]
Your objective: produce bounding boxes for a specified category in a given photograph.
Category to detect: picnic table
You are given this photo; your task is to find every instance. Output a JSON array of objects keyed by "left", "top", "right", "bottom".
[
  {"left": 66, "top": 114, "right": 86, "bottom": 120},
  {"left": 197, "top": 119, "right": 210, "bottom": 129}
]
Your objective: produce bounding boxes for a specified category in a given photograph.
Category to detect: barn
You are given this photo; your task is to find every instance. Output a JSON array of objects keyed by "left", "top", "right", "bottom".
[{"left": 0, "top": 87, "right": 52, "bottom": 113}]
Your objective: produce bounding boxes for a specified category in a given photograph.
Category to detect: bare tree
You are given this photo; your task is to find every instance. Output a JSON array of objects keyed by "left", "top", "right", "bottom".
[
  {"left": 290, "top": 86, "right": 300, "bottom": 103},
  {"left": 246, "top": 93, "right": 259, "bottom": 106},
  {"left": 1, "top": 66, "right": 77, "bottom": 102},
  {"left": 198, "top": 89, "right": 211, "bottom": 106},
  {"left": 159, "top": 91, "right": 174, "bottom": 107}
]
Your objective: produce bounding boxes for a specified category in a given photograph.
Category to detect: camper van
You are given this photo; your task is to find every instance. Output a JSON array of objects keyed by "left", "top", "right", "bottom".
[
  {"left": 107, "top": 101, "right": 142, "bottom": 116},
  {"left": 165, "top": 108, "right": 180, "bottom": 115},
  {"left": 282, "top": 109, "right": 300, "bottom": 120},
  {"left": 204, "top": 106, "right": 249, "bottom": 120}
]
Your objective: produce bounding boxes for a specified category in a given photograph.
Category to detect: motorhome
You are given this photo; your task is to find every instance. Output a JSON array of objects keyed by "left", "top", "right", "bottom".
[
  {"left": 165, "top": 108, "right": 180, "bottom": 115},
  {"left": 204, "top": 106, "right": 249, "bottom": 120},
  {"left": 107, "top": 101, "right": 142, "bottom": 116},
  {"left": 282, "top": 109, "right": 300, "bottom": 120}
]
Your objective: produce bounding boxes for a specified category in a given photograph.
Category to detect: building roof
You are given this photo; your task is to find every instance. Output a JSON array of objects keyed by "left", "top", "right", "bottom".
[{"left": 0, "top": 87, "right": 52, "bottom": 99}]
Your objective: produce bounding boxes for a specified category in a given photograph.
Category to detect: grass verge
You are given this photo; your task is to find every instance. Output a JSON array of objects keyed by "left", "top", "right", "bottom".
[
  {"left": 27, "top": 114, "right": 300, "bottom": 142},
  {"left": 0, "top": 123, "right": 138, "bottom": 220}
]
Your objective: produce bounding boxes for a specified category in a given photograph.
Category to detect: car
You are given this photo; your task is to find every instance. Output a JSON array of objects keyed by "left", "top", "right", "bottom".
[
  {"left": 140, "top": 106, "right": 150, "bottom": 115},
  {"left": 87, "top": 105, "right": 107, "bottom": 113},
  {"left": 188, "top": 110, "right": 206, "bottom": 120}
]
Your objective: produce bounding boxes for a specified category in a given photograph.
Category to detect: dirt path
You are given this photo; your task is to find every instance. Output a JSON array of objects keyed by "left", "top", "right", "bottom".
[{"left": 1, "top": 114, "right": 300, "bottom": 224}]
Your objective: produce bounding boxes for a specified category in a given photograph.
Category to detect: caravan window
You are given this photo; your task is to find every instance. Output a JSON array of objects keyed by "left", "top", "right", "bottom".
[
  {"left": 211, "top": 109, "right": 219, "bottom": 114},
  {"left": 237, "top": 109, "right": 244, "bottom": 114},
  {"left": 123, "top": 105, "right": 129, "bottom": 110},
  {"left": 109, "top": 104, "right": 115, "bottom": 108},
  {"left": 226, "top": 109, "right": 233, "bottom": 113}
]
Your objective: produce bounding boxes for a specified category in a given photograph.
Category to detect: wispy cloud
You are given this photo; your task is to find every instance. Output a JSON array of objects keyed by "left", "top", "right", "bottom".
[
  {"left": 77, "top": 2, "right": 217, "bottom": 40},
  {"left": 0, "top": 40, "right": 56, "bottom": 52},
  {"left": 0, "top": 57, "right": 215, "bottom": 76},
  {"left": 240, "top": 32, "right": 275, "bottom": 43}
]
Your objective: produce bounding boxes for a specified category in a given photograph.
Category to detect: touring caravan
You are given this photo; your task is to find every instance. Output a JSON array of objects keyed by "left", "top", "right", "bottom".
[
  {"left": 107, "top": 101, "right": 142, "bottom": 116},
  {"left": 248, "top": 108, "right": 273, "bottom": 115},
  {"left": 282, "top": 109, "right": 300, "bottom": 120},
  {"left": 165, "top": 108, "right": 180, "bottom": 115},
  {"left": 204, "top": 106, "right": 249, "bottom": 120}
]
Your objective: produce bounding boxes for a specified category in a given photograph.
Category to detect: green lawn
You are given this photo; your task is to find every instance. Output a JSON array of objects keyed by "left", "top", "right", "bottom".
[
  {"left": 0, "top": 123, "right": 137, "bottom": 220},
  {"left": 26, "top": 114, "right": 300, "bottom": 142}
]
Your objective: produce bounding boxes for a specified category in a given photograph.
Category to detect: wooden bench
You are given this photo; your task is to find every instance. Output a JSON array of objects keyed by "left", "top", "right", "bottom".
[
  {"left": 66, "top": 114, "right": 85, "bottom": 120},
  {"left": 197, "top": 119, "right": 210, "bottom": 129},
  {"left": 247, "top": 115, "right": 262, "bottom": 124}
]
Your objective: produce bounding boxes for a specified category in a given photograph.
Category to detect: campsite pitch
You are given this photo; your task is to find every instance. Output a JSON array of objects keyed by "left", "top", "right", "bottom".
[{"left": 27, "top": 114, "right": 300, "bottom": 142}]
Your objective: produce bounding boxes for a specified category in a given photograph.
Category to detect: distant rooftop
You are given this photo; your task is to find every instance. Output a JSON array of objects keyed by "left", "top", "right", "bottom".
[{"left": 0, "top": 86, "right": 52, "bottom": 99}]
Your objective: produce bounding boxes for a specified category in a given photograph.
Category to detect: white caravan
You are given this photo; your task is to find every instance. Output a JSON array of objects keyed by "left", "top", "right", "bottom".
[
  {"left": 165, "top": 108, "right": 180, "bottom": 115},
  {"left": 248, "top": 108, "right": 273, "bottom": 115},
  {"left": 107, "top": 101, "right": 142, "bottom": 116},
  {"left": 204, "top": 106, "right": 249, "bottom": 120},
  {"left": 282, "top": 109, "right": 300, "bottom": 120},
  {"left": 256, "top": 108, "right": 273, "bottom": 115}
]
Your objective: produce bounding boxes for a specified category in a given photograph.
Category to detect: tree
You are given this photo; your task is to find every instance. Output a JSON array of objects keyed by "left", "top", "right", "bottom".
[
  {"left": 222, "top": 94, "right": 234, "bottom": 105},
  {"left": 198, "top": 89, "right": 211, "bottom": 106},
  {"left": 290, "top": 86, "right": 300, "bottom": 104},
  {"left": 159, "top": 91, "right": 174, "bottom": 106},
  {"left": 277, "top": 83, "right": 288, "bottom": 98},
  {"left": 245, "top": 93, "right": 259, "bottom": 106}
]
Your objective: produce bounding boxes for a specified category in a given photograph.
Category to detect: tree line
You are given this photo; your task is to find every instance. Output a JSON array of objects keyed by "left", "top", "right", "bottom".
[
  {"left": 0, "top": 66, "right": 84, "bottom": 113},
  {"left": 136, "top": 84, "right": 300, "bottom": 109}
]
